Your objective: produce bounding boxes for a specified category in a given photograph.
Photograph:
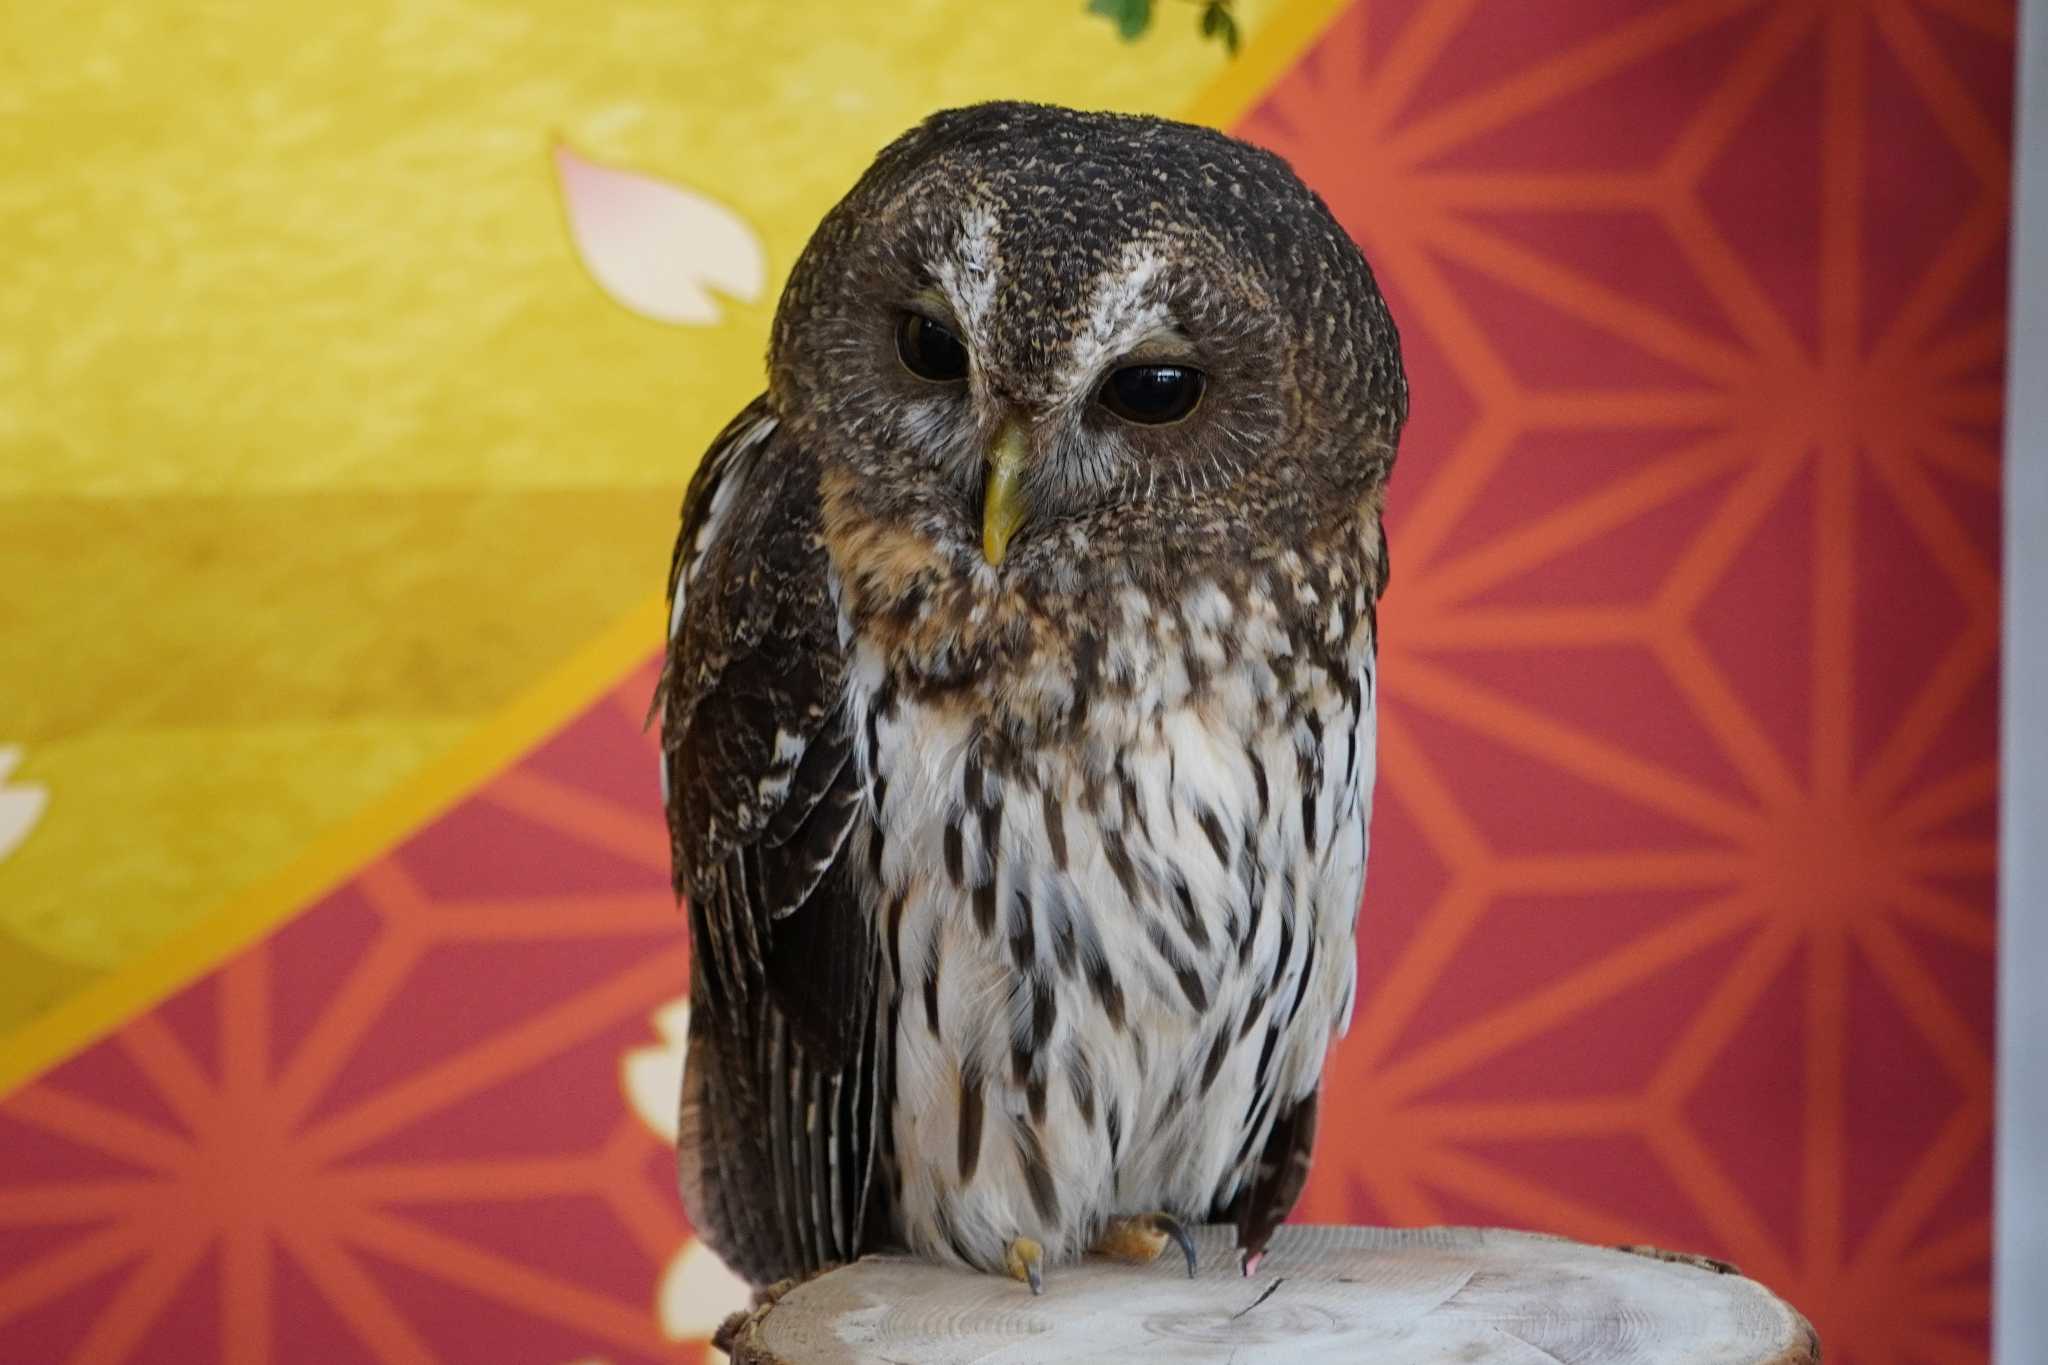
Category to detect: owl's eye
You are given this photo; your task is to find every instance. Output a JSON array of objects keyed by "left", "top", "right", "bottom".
[
  {"left": 1098, "top": 365, "right": 1206, "bottom": 425},
  {"left": 896, "top": 313, "right": 970, "bottom": 382}
]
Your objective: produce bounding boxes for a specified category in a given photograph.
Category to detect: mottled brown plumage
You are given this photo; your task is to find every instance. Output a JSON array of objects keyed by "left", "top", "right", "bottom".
[{"left": 659, "top": 101, "right": 1405, "bottom": 1292}]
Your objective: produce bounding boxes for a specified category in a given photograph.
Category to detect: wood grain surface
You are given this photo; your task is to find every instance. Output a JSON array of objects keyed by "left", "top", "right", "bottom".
[{"left": 720, "top": 1224, "right": 1821, "bottom": 1363}]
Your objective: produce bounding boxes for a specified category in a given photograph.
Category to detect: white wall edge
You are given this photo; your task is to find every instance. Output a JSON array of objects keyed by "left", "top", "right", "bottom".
[{"left": 1998, "top": 0, "right": 2046, "bottom": 1358}]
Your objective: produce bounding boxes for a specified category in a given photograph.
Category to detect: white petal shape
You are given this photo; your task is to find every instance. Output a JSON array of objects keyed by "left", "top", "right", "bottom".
[
  {"left": 622, "top": 996, "right": 691, "bottom": 1144},
  {"left": 0, "top": 746, "right": 48, "bottom": 864},
  {"left": 657, "top": 1238, "right": 751, "bottom": 1341},
  {"left": 554, "top": 143, "right": 765, "bottom": 326}
]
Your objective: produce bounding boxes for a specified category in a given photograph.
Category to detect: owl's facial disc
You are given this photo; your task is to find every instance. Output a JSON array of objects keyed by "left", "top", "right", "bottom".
[
  {"left": 981, "top": 420, "right": 1030, "bottom": 564},
  {"left": 772, "top": 104, "right": 1407, "bottom": 596}
]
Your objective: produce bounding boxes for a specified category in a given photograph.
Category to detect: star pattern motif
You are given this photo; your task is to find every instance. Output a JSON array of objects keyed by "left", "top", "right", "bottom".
[
  {"left": 0, "top": 2, "right": 2009, "bottom": 1360},
  {"left": 1239, "top": 2, "right": 2005, "bottom": 1361},
  {"left": 0, "top": 674, "right": 720, "bottom": 1365}
]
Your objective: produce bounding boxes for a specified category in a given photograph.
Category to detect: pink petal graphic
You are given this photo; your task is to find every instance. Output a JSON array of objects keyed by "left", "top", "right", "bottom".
[
  {"left": 655, "top": 1239, "right": 750, "bottom": 1340},
  {"left": 554, "top": 143, "right": 765, "bottom": 326},
  {"left": 622, "top": 997, "right": 689, "bottom": 1145},
  {"left": 0, "top": 745, "right": 48, "bottom": 863}
]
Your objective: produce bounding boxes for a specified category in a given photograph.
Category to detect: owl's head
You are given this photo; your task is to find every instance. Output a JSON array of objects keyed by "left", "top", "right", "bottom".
[{"left": 771, "top": 102, "right": 1405, "bottom": 603}]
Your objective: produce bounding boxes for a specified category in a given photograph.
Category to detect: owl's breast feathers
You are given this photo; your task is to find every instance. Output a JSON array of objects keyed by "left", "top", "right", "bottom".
[
  {"left": 819, "top": 448, "right": 1382, "bottom": 1273},
  {"left": 816, "top": 459, "right": 1387, "bottom": 740},
  {"left": 665, "top": 401, "right": 1386, "bottom": 1288}
]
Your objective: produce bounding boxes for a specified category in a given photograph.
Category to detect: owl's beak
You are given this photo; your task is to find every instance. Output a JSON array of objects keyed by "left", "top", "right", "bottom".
[{"left": 981, "top": 421, "right": 1030, "bottom": 565}]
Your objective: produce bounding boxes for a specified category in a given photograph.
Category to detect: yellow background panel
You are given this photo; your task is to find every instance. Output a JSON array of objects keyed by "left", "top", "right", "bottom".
[{"left": 0, "top": 0, "right": 1275, "bottom": 1028}]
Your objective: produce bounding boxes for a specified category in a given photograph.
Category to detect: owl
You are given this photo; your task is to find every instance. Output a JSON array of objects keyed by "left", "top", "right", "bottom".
[{"left": 659, "top": 101, "right": 1405, "bottom": 1294}]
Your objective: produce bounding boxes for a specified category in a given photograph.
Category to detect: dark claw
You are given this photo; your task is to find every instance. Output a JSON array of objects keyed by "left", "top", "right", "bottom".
[{"left": 1149, "top": 1213, "right": 1199, "bottom": 1279}]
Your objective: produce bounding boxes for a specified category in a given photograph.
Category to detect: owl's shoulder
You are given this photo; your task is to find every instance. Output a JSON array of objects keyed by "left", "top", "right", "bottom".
[{"left": 661, "top": 401, "right": 848, "bottom": 885}]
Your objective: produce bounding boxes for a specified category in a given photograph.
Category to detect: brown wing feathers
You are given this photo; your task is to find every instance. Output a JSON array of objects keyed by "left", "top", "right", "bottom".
[{"left": 661, "top": 399, "right": 882, "bottom": 1286}]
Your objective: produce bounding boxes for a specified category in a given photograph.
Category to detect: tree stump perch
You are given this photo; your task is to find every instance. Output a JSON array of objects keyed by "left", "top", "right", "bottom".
[{"left": 717, "top": 1225, "right": 1818, "bottom": 1364}]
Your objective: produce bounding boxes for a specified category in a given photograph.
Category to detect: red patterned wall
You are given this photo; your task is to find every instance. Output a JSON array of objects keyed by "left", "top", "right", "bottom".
[
  {"left": 0, "top": 2, "right": 2008, "bottom": 1361},
  {"left": 1247, "top": 5, "right": 2006, "bottom": 1359}
]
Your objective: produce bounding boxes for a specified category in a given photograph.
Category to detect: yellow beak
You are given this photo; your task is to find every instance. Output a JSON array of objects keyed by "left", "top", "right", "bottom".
[{"left": 982, "top": 421, "right": 1030, "bottom": 565}]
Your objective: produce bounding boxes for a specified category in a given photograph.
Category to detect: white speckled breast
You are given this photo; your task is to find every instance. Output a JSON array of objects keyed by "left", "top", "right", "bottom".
[{"left": 845, "top": 569, "right": 1375, "bottom": 1272}]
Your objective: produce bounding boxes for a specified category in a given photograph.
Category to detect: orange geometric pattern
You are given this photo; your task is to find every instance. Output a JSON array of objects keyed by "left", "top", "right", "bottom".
[
  {"left": 1241, "top": 2, "right": 2005, "bottom": 1362},
  {"left": 0, "top": 675, "right": 706, "bottom": 1364},
  {"left": 0, "top": 2, "right": 2008, "bottom": 1361}
]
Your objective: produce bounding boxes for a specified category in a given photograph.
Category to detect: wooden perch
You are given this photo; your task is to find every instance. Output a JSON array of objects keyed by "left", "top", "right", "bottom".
[{"left": 717, "top": 1224, "right": 1818, "bottom": 1363}]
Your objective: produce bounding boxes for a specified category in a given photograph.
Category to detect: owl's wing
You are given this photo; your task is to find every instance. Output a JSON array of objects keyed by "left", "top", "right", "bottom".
[
  {"left": 658, "top": 397, "right": 883, "bottom": 1287},
  {"left": 1220, "top": 1088, "right": 1319, "bottom": 1271}
]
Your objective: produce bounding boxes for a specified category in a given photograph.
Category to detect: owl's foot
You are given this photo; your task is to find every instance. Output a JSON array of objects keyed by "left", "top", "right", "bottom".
[
  {"left": 1004, "top": 1236, "right": 1045, "bottom": 1295},
  {"left": 1093, "top": 1213, "right": 1199, "bottom": 1278}
]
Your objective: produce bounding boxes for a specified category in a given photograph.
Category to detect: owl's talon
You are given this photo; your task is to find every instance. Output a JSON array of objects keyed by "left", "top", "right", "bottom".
[
  {"left": 1157, "top": 1213, "right": 1200, "bottom": 1278},
  {"left": 1005, "top": 1236, "right": 1045, "bottom": 1295},
  {"left": 1095, "top": 1213, "right": 1199, "bottom": 1278}
]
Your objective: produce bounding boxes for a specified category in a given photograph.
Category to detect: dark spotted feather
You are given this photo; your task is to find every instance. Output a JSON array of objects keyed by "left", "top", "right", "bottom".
[
  {"left": 1218, "top": 1087, "right": 1320, "bottom": 1270},
  {"left": 658, "top": 397, "right": 881, "bottom": 1288}
]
